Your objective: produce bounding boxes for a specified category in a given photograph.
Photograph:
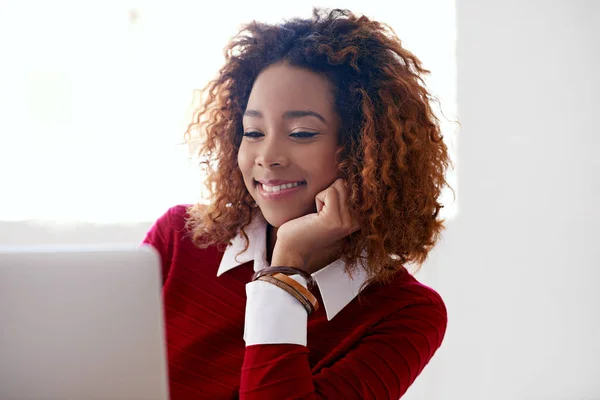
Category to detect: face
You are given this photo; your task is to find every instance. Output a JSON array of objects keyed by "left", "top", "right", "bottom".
[{"left": 238, "top": 62, "right": 341, "bottom": 227}]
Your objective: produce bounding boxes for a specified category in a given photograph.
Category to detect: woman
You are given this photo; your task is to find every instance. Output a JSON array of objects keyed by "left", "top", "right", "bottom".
[{"left": 144, "top": 8, "right": 450, "bottom": 399}]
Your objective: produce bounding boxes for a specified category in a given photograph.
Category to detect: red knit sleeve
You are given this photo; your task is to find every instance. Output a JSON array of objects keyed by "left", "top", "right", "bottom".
[
  {"left": 239, "top": 293, "right": 447, "bottom": 400},
  {"left": 142, "top": 207, "right": 176, "bottom": 284}
]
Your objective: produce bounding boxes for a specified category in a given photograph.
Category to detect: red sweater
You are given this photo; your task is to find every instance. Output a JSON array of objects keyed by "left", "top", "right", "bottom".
[{"left": 144, "top": 205, "right": 447, "bottom": 399}]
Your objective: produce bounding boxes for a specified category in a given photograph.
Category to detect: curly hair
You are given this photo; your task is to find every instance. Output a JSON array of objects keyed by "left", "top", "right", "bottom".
[{"left": 184, "top": 8, "right": 451, "bottom": 283}]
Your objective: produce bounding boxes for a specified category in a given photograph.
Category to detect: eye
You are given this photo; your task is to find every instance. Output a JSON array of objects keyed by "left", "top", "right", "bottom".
[
  {"left": 290, "top": 131, "right": 319, "bottom": 139},
  {"left": 242, "top": 131, "right": 264, "bottom": 139}
]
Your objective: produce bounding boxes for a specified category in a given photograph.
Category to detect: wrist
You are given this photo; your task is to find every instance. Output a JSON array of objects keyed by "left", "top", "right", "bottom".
[{"left": 271, "top": 246, "right": 308, "bottom": 270}]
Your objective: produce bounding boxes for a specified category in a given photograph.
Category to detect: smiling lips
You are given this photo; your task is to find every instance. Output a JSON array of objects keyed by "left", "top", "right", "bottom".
[
  {"left": 255, "top": 179, "right": 306, "bottom": 198},
  {"left": 261, "top": 181, "right": 303, "bottom": 193}
]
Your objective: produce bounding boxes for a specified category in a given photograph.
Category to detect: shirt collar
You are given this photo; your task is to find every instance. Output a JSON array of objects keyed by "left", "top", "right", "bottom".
[{"left": 216, "top": 213, "right": 368, "bottom": 321}]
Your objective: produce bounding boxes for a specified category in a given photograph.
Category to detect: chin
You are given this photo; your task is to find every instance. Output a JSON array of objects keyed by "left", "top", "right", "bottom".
[
  {"left": 259, "top": 208, "right": 306, "bottom": 228},
  {"left": 260, "top": 212, "right": 292, "bottom": 228}
]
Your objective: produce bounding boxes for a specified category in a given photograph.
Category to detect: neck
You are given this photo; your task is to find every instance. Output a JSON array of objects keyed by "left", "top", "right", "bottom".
[{"left": 266, "top": 224, "right": 278, "bottom": 264}]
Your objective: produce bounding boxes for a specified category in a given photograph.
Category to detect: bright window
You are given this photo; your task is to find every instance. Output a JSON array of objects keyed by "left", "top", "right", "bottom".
[{"left": 0, "top": 1, "right": 456, "bottom": 223}]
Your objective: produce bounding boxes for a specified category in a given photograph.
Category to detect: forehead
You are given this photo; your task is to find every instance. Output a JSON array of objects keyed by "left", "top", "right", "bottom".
[{"left": 246, "top": 63, "right": 335, "bottom": 114}]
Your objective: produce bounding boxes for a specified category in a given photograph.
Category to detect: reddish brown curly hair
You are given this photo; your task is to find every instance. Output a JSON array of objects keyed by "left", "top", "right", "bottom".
[{"left": 184, "top": 8, "right": 451, "bottom": 283}]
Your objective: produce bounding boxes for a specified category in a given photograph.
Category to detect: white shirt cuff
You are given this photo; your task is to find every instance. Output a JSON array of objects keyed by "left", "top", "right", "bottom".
[{"left": 244, "top": 275, "right": 308, "bottom": 346}]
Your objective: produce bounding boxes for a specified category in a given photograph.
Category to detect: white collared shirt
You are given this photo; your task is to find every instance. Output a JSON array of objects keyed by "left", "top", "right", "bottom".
[{"left": 217, "top": 212, "right": 368, "bottom": 346}]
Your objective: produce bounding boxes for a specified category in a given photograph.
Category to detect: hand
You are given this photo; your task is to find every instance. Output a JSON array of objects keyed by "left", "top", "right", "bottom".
[{"left": 271, "top": 178, "right": 360, "bottom": 273}]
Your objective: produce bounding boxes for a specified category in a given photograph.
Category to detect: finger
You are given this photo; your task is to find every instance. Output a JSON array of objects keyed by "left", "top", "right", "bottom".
[
  {"left": 332, "top": 179, "right": 359, "bottom": 233},
  {"left": 315, "top": 186, "right": 341, "bottom": 222},
  {"left": 315, "top": 193, "right": 325, "bottom": 214},
  {"left": 331, "top": 180, "right": 348, "bottom": 222}
]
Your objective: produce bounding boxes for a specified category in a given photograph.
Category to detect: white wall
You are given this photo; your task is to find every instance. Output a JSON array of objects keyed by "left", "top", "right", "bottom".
[
  {"left": 1, "top": 1, "right": 598, "bottom": 398},
  {"left": 0, "top": 221, "right": 152, "bottom": 246},
  {"left": 422, "top": 0, "right": 599, "bottom": 399}
]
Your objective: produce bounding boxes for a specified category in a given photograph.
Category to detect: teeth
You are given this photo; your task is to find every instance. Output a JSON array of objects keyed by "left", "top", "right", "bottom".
[{"left": 261, "top": 181, "right": 303, "bottom": 193}]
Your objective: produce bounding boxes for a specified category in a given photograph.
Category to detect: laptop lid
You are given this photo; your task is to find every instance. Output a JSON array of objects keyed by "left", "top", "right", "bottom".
[{"left": 0, "top": 245, "right": 169, "bottom": 400}]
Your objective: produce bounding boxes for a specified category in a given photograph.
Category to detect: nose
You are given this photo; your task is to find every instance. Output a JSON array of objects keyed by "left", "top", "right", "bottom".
[{"left": 255, "top": 135, "right": 288, "bottom": 168}]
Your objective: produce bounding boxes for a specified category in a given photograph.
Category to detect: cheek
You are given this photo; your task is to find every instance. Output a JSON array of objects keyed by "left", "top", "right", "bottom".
[
  {"left": 304, "top": 147, "right": 339, "bottom": 189},
  {"left": 314, "top": 147, "right": 339, "bottom": 175},
  {"left": 237, "top": 147, "right": 252, "bottom": 179}
]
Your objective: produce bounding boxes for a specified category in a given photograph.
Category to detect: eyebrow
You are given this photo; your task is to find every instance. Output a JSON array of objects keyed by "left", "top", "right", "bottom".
[{"left": 243, "top": 109, "right": 327, "bottom": 124}]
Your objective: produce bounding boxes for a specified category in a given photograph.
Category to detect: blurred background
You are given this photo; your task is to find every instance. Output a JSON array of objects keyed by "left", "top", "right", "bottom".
[{"left": 0, "top": 0, "right": 598, "bottom": 399}]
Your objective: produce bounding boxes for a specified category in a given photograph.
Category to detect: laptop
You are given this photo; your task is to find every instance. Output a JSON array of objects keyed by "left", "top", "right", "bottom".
[{"left": 0, "top": 245, "right": 169, "bottom": 400}]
